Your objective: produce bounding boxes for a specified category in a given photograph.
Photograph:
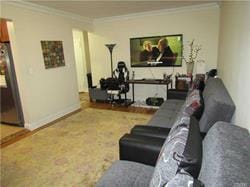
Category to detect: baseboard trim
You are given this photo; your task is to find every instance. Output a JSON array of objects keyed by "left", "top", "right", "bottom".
[{"left": 25, "top": 103, "right": 81, "bottom": 131}]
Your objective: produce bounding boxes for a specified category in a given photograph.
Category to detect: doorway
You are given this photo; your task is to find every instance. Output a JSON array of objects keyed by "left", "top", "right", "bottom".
[
  {"left": 0, "top": 18, "right": 24, "bottom": 127},
  {"left": 72, "top": 29, "right": 89, "bottom": 93}
]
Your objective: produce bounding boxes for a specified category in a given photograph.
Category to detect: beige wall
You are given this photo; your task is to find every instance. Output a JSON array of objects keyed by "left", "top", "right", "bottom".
[
  {"left": 1, "top": 3, "right": 92, "bottom": 130},
  {"left": 217, "top": 2, "right": 250, "bottom": 130},
  {"left": 89, "top": 5, "right": 220, "bottom": 101}
]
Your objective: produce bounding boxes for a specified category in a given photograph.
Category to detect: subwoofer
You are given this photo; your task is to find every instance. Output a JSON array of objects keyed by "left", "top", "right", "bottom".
[{"left": 146, "top": 97, "right": 164, "bottom": 106}]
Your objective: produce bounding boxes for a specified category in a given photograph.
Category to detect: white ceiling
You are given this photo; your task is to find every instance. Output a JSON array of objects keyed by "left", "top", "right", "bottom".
[{"left": 27, "top": 1, "right": 218, "bottom": 19}]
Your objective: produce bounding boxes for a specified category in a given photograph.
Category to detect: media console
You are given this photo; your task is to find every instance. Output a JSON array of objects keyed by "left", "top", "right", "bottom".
[{"left": 127, "top": 79, "right": 173, "bottom": 103}]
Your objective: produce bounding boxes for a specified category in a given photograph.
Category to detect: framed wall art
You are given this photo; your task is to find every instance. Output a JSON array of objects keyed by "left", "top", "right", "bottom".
[{"left": 41, "top": 41, "right": 65, "bottom": 69}]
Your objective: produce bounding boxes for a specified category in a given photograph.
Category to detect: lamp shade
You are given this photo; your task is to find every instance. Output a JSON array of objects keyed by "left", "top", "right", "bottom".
[{"left": 105, "top": 44, "right": 116, "bottom": 53}]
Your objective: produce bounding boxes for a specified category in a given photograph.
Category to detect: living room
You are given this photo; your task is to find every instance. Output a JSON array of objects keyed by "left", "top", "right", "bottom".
[{"left": 0, "top": 1, "right": 249, "bottom": 186}]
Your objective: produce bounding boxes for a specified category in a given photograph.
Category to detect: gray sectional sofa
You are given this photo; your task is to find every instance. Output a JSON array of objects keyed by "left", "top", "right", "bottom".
[
  {"left": 97, "top": 78, "right": 250, "bottom": 187},
  {"left": 97, "top": 122, "right": 250, "bottom": 186},
  {"left": 147, "top": 78, "right": 236, "bottom": 132}
]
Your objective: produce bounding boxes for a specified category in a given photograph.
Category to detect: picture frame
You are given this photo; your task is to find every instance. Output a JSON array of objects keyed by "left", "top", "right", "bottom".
[{"left": 41, "top": 41, "right": 65, "bottom": 69}]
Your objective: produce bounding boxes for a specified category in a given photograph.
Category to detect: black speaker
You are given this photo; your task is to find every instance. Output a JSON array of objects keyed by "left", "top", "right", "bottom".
[{"left": 146, "top": 97, "right": 164, "bottom": 106}]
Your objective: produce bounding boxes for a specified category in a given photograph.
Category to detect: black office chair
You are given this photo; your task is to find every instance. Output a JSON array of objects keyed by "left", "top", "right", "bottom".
[{"left": 107, "top": 61, "right": 130, "bottom": 105}]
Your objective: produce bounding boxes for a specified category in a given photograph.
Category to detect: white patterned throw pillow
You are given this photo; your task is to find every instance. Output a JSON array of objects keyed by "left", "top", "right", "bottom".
[
  {"left": 184, "top": 89, "right": 202, "bottom": 116},
  {"left": 150, "top": 122, "right": 190, "bottom": 187},
  {"left": 165, "top": 169, "right": 204, "bottom": 187},
  {"left": 150, "top": 116, "right": 202, "bottom": 187}
]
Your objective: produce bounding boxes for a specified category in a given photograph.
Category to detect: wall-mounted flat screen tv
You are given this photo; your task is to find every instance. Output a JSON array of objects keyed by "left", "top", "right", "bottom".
[{"left": 130, "top": 34, "right": 183, "bottom": 67}]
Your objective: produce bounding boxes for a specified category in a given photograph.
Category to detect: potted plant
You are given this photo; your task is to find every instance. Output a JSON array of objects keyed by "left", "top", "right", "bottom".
[{"left": 182, "top": 40, "right": 202, "bottom": 76}]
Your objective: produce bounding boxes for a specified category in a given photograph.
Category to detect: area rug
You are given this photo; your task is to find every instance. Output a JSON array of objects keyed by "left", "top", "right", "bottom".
[{"left": 0, "top": 108, "right": 152, "bottom": 187}]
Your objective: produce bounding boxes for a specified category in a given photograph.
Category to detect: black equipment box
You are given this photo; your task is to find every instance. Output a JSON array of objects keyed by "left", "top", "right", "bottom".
[{"left": 146, "top": 97, "right": 164, "bottom": 106}]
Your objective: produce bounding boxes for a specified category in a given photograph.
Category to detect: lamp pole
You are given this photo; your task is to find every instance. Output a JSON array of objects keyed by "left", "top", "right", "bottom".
[{"left": 105, "top": 44, "right": 116, "bottom": 78}]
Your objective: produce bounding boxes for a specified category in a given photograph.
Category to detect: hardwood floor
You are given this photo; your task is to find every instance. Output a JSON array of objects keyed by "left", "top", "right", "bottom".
[
  {"left": 0, "top": 124, "right": 30, "bottom": 147},
  {"left": 80, "top": 92, "right": 156, "bottom": 115},
  {"left": 0, "top": 109, "right": 80, "bottom": 148},
  {"left": 88, "top": 102, "right": 156, "bottom": 114}
]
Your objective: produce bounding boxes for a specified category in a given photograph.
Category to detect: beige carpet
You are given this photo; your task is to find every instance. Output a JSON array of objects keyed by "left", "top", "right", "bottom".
[{"left": 0, "top": 108, "right": 152, "bottom": 187}]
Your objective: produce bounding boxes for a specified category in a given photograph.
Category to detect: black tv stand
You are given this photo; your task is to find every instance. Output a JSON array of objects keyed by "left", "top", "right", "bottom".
[{"left": 127, "top": 79, "right": 173, "bottom": 103}]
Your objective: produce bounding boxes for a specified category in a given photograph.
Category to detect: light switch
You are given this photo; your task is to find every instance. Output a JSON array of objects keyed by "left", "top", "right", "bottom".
[{"left": 28, "top": 67, "right": 33, "bottom": 75}]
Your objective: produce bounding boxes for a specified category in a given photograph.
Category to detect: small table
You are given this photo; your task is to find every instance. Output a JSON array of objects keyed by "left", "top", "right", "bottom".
[
  {"left": 127, "top": 79, "right": 173, "bottom": 103},
  {"left": 175, "top": 75, "right": 193, "bottom": 90}
]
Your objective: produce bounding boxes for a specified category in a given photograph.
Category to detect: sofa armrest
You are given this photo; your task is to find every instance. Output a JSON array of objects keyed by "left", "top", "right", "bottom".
[
  {"left": 119, "top": 133, "right": 165, "bottom": 166},
  {"left": 131, "top": 125, "right": 170, "bottom": 139},
  {"left": 167, "top": 89, "right": 188, "bottom": 100},
  {"left": 131, "top": 125, "right": 207, "bottom": 140}
]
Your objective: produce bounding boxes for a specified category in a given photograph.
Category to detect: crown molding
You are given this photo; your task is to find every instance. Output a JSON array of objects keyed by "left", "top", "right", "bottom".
[
  {"left": 3, "top": 0, "right": 93, "bottom": 24},
  {"left": 94, "top": 2, "right": 219, "bottom": 24},
  {"left": 2, "top": 1, "right": 219, "bottom": 25}
]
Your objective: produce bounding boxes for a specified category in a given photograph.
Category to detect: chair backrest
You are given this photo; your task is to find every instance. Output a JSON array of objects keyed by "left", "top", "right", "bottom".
[
  {"left": 113, "top": 61, "right": 129, "bottom": 92},
  {"left": 113, "top": 62, "right": 129, "bottom": 82},
  {"left": 198, "top": 122, "right": 250, "bottom": 186}
]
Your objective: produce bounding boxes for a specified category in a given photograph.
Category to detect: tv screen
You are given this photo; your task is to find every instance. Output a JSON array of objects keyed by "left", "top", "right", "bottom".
[{"left": 130, "top": 34, "right": 183, "bottom": 67}]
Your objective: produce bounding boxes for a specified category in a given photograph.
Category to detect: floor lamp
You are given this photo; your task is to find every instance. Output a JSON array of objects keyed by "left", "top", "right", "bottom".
[{"left": 105, "top": 44, "right": 116, "bottom": 78}]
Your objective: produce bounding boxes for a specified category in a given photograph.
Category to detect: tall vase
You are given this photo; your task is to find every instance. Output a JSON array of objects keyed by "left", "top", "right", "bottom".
[{"left": 186, "top": 62, "right": 194, "bottom": 76}]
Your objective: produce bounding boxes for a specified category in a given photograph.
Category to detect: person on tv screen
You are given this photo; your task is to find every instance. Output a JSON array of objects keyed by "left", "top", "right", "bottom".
[
  {"left": 156, "top": 38, "right": 176, "bottom": 66},
  {"left": 139, "top": 41, "right": 159, "bottom": 62}
]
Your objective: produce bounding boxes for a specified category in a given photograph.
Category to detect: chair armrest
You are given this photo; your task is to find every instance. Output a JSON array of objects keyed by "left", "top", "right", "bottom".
[
  {"left": 119, "top": 133, "right": 165, "bottom": 166},
  {"left": 131, "top": 125, "right": 170, "bottom": 139},
  {"left": 167, "top": 89, "right": 188, "bottom": 100}
]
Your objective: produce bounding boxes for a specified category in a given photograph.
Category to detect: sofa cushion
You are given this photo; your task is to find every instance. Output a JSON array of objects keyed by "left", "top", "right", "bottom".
[
  {"left": 150, "top": 116, "right": 202, "bottom": 186},
  {"left": 147, "top": 113, "right": 178, "bottom": 128},
  {"left": 147, "top": 99, "right": 185, "bottom": 128},
  {"left": 160, "top": 99, "right": 185, "bottom": 109},
  {"left": 199, "top": 78, "right": 235, "bottom": 132},
  {"left": 148, "top": 89, "right": 203, "bottom": 129},
  {"left": 96, "top": 160, "right": 154, "bottom": 187},
  {"left": 198, "top": 122, "right": 250, "bottom": 187}
]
